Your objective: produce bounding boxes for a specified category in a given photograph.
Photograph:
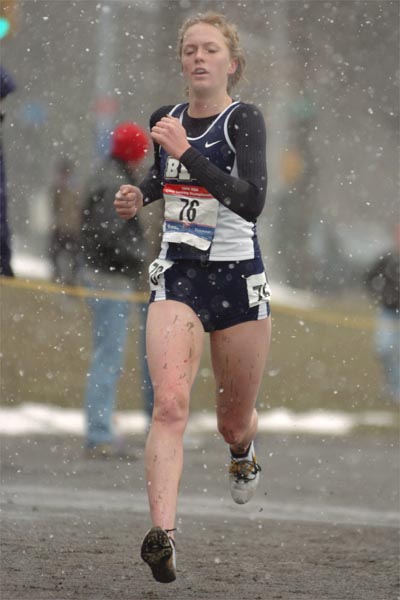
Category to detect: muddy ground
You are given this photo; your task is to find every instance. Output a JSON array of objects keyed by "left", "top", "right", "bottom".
[{"left": 1, "top": 431, "right": 399, "bottom": 600}]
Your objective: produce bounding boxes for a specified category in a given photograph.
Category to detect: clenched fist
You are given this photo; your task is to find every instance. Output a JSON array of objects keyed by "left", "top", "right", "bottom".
[
  {"left": 114, "top": 185, "right": 143, "bottom": 220},
  {"left": 151, "top": 115, "right": 190, "bottom": 159}
]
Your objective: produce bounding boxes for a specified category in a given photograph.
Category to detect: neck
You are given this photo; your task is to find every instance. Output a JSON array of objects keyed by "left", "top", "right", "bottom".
[{"left": 187, "top": 92, "right": 232, "bottom": 118}]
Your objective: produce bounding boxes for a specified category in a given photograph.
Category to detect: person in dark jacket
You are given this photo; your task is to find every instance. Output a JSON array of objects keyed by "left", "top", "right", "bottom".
[
  {"left": 365, "top": 225, "right": 400, "bottom": 403},
  {"left": 0, "top": 65, "right": 16, "bottom": 277},
  {"left": 80, "top": 122, "right": 154, "bottom": 456}
]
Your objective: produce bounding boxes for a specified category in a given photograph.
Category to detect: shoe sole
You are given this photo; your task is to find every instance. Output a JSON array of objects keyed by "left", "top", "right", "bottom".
[
  {"left": 140, "top": 526, "right": 176, "bottom": 583},
  {"left": 230, "top": 482, "right": 257, "bottom": 504},
  {"left": 230, "top": 471, "right": 261, "bottom": 505}
]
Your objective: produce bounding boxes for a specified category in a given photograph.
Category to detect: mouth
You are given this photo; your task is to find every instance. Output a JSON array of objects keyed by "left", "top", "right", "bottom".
[{"left": 192, "top": 68, "right": 208, "bottom": 76}]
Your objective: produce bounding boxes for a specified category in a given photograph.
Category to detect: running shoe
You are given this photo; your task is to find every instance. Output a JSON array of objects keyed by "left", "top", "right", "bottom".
[
  {"left": 140, "top": 526, "right": 176, "bottom": 583},
  {"left": 229, "top": 442, "right": 261, "bottom": 505}
]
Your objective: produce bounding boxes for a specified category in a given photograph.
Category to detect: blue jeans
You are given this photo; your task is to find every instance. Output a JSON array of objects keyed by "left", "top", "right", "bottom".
[
  {"left": 374, "top": 307, "right": 400, "bottom": 402},
  {"left": 81, "top": 269, "right": 153, "bottom": 447}
]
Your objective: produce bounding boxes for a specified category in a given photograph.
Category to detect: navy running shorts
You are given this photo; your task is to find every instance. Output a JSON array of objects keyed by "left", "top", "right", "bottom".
[{"left": 149, "top": 257, "right": 271, "bottom": 332}]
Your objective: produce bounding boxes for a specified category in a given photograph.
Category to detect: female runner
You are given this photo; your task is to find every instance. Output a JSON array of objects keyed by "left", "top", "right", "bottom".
[{"left": 114, "top": 11, "right": 271, "bottom": 584}]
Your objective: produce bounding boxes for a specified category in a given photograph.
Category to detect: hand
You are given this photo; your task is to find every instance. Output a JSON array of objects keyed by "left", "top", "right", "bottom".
[
  {"left": 151, "top": 115, "right": 191, "bottom": 159},
  {"left": 114, "top": 185, "right": 143, "bottom": 220}
]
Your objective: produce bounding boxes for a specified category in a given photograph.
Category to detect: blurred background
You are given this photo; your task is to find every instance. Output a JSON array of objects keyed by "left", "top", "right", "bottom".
[{"left": 1, "top": 0, "right": 399, "bottom": 420}]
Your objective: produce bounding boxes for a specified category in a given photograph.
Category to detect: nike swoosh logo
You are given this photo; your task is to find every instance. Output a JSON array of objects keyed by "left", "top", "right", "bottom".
[{"left": 205, "top": 140, "right": 222, "bottom": 148}]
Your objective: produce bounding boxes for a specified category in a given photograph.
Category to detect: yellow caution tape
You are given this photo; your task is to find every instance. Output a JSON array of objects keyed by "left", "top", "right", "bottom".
[{"left": 0, "top": 275, "right": 377, "bottom": 330}]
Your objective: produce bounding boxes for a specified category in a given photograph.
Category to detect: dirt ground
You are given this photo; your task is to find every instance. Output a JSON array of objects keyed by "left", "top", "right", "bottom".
[{"left": 1, "top": 431, "right": 399, "bottom": 600}]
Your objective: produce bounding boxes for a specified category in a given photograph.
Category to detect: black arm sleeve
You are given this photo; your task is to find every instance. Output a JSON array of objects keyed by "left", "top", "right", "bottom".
[
  {"left": 179, "top": 104, "right": 267, "bottom": 222},
  {"left": 138, "top": 105, "right": 173, "bottom": 206},
  {"left": 138, "top": 103, "right": 267, "bottom": 221},
  {"left": 138, "top": 164, "right": 163, "bottom": 206}
]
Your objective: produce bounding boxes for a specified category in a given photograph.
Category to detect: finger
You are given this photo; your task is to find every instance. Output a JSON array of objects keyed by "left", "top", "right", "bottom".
[
  {"left": 152, "top": 123, "right": 166, "bottom": 133},
  {"left": 115, "top": 202, "right": 133, "bottom": 214},
  {"left": 120, "top": 184, "right": 133, "bottom": 195},
  {"left": 117, "top": 208, "right": 136, "bottom": 218},
  {"left": 156, "top": 118, "right": 173, "bottom": 128},
  {"left": 114, "top": 197, "right": 124, "bottom": 206},
  {"left": 118, "top": 191, "right": 138, "bottom": 204},
  {"left": 150, "top": 131, "right": 163, "bottom": 142}
]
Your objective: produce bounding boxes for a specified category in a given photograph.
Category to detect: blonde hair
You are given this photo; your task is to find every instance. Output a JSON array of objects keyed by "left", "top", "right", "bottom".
[{"left": 177, "top": 11, "right": 246, "bottom": 93}]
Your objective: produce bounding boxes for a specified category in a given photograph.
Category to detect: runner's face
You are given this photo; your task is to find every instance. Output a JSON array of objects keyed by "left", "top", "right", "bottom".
[{"left": 181, "top": 23, "right": 237, "bottom": 95}]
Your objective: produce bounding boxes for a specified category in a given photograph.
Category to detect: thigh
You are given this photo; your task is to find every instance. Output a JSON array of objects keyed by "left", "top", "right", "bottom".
[
  {"left": 146, "top": 300, "right": 205, "bottom": 396},
  {"left": 211, "top": 317, "right": 271, "bottom": 419}
]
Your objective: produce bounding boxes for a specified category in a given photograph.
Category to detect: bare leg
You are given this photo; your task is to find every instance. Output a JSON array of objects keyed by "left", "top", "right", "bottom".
[
  {"left": 145, "top": 300, "right": 204, "bottom": 532},
  {"left": 210, "top": 318, "right": 271, "bottom": 453}
]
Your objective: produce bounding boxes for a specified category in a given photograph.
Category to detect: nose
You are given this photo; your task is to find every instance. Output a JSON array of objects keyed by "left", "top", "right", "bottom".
[{"left": 194, "top": 48, "right": 205, "bottom": 61}]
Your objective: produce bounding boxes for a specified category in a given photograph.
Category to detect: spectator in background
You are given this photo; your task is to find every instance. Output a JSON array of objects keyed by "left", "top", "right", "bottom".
[
  {"left": 49, "top": 157, "right": 82, "bottom": 285},
  {"left": 365, "top": 224, "right": 400, "bottom": 404},
  {"left": 0, "top": 65, "right": 16, "bottom": 277},
  {"left": 80, "top": 122, "right": 154, "bottom": 458}
]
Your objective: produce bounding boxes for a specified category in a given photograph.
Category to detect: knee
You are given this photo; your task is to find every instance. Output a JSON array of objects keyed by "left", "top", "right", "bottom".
[{"left": 152, "top": 388, "right": 189, "bottom": 432}]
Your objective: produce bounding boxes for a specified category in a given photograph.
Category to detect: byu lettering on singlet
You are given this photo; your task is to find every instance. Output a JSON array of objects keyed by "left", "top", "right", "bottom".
[{"left": 158, "top": 102, "right": 259, "bottom": 262}]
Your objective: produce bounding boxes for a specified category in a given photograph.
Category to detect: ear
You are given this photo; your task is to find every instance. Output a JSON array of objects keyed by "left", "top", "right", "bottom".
[{"left": 228, "top": 58, "right": 238, "bottom": 75}]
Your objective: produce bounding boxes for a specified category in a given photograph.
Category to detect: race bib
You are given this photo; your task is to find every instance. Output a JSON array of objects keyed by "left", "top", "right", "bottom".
[
  {"left": 148, "top": 258, "right": 174, "bottom": 291},
  {"left": 246, "top": 272, "right": 271, "bottom": 308},
  {"left": 163, "top": 183, "right": 219, "bottom": 251}
]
